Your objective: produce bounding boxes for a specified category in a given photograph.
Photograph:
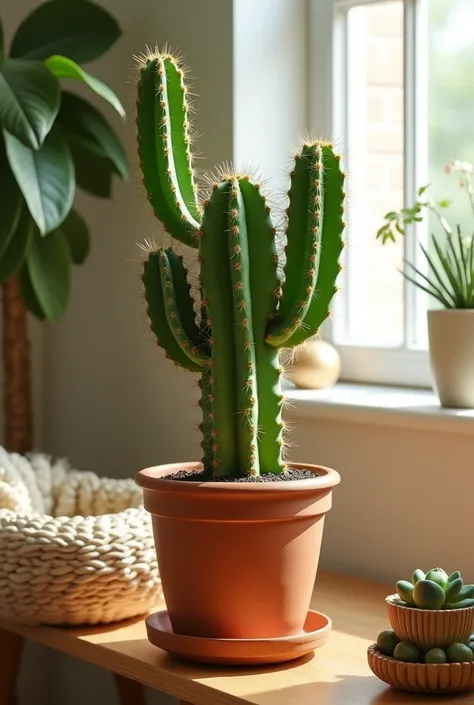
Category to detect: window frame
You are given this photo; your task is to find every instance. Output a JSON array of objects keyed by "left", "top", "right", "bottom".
[{"left": 309, "top": 0, "right": 433, "bottom": 388}]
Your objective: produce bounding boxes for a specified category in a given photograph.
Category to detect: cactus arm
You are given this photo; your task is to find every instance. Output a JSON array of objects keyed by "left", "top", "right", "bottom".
[
  {"left": 166, "top": 250, "right": 199, "bottom": 343},
  {"left": 200, "top": 183, "right": 239, "bottom": 475},
  {"left": 136, "top": 59, "right": 200, "bottom": 248},
  {"left": 143, "top": 252, "right": 202, "bottom": 372},
  {"left": 163, "top": 58, "right": 201, "bottom": 222},
  {"left": 266, "top": 144, "right": 323, "bottom": 347},
  {"left": 282, "top": 145, "right": 345, "bottom": 348},
  {"left": 158, "top": 250, "right": 208, "bottom": 367},
  {"left": 198, "top": 298, "right": 212, "bottom": 356},
  {"left": 240, "top": 179, "right": 285, "bottom": 474},
  {"left": 199, "top": 370, "right": 214, "bottom": 472},
  {"left": 228, "top": 181, "right": 259, "bottom": 475}
]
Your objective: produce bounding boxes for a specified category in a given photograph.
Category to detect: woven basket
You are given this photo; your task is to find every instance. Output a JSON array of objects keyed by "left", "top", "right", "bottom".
[{"left": 0, "top": 448, "right": 162, "bottom": 625}]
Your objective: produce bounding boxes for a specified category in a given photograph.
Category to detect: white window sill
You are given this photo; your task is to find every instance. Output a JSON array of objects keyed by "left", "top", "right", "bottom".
[{"left": 284, "top": 382, "right": 474, "bottom": 436}]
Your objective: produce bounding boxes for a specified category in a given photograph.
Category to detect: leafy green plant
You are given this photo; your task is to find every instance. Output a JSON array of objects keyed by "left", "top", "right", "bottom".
[
  {"left": 395, "top": 568, "right": 474, "bottom": 610},
  {"left": 376, "top": 161, "right": 474, "bottom": 309},
  {"left": 0, "top": 0, "right": 129, "bottom": 452},
  {"left": 135, "top": 49, "right": 346, "bottom": 478}
]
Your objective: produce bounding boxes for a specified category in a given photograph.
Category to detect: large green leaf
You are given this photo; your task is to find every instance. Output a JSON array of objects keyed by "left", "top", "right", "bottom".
[
  {"left": 27, "top": 228, "right": 71, "bottom": 321},
  {"left": 61, "top": 209, "right": 90, "bottom": 264},
  {"left": 0, "top": 204, "right": 33, "bottom": 284},
  {"left": 10, "top": 0, "right": 121, "bottom": 63},
  {"left": 64, "top": 131, "right": 114, "bottom": 198},
  {"left": 0, "top": 152, "right": 22, "bottom": 257},
  {"left": 0, "top": 19, "right": 4, "bottom": 63},
  {"left": 57, "top": 91, "right": 128, "bottom": 178},
  {"left": 0, "top": 60, "right": 60, "bottom": 149},
  {"left": 45, "top": 56, "right": 125, "bottom": 118},
  {"left": 19, "top": 262, "right": 45, "bottom": 319},
  {"left": 4, "top": 128, "right": 75, "bottom": 235}
]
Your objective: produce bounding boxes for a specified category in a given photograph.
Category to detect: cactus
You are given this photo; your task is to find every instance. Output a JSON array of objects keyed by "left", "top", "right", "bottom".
[{"left": 135, "top": 49, "right": 346, "bottom": 478}]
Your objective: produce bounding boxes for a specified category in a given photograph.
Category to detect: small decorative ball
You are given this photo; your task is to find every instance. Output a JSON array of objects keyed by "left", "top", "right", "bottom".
[{"left": 288, "top": 339, "right": 341, "bottom": 390}]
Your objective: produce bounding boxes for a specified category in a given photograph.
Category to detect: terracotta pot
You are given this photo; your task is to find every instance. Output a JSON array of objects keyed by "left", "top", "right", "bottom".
[
  {"left": 136, "top": 462, "right": 340, "bottom": 639},
  {"left": 386, "top": 594, "right": 474, "bottom": 650},
  {"left": 428, "top": 309, "right": 474, "bottom": 408}
]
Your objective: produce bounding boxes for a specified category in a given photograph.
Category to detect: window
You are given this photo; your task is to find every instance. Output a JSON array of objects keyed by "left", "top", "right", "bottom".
[{"left": 311, "top": 0, "right": 474, "bottom": 387}]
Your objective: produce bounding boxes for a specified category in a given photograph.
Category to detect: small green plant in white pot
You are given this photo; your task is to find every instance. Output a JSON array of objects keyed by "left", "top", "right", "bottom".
[{"left": 377, "top": 161, "right": 474, "bottom": 408}]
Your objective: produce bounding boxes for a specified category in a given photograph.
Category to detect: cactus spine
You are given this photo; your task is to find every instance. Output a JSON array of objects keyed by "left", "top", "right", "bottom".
[{"left": 136, "top": 49, "right": 346, "bottom": 478}]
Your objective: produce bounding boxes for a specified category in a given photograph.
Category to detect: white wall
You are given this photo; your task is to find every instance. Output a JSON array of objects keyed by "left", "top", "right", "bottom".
[
  {"left": 287, "top": 415, "right": 474, "bottom": 586},
  {"left": 233, "top": 0, "right": 308, "bottom": 191}
]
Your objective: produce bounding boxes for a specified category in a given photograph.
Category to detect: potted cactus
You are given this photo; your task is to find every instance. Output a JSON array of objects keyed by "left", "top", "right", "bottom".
[{"left": 135, "top": 49, "right": 344, "bottom": 658}]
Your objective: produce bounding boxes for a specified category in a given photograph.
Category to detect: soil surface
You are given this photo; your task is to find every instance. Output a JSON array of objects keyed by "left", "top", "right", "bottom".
[{"left": 163, "top": 468, "right": 318, "bottom": 483}]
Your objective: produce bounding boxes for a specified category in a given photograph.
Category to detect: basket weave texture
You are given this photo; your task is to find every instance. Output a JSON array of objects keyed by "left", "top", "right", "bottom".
[{"left": 0, "top": 448, "right": 162, "bottom": 625}]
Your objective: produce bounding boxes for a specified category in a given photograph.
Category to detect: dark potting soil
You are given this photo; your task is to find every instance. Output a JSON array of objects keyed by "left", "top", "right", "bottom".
[{"left": 163, "top": 468, "right": 318, "bottom": 483}]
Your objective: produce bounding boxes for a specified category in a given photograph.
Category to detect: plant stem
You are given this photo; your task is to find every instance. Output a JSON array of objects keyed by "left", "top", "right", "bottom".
[
  {"left": 463, "top": 170, "right": 474, "bottom": 221},
  {"left": 427, "top": 202, "right": 452, "bottom": 236},
  {"left": 2, "top": 276, "right": 32, "bottom": 453}
]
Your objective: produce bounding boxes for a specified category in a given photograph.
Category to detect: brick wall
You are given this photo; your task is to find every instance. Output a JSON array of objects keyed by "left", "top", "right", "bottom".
[{"left": 335, "top": 0, "right": 405, "bottom": 347}]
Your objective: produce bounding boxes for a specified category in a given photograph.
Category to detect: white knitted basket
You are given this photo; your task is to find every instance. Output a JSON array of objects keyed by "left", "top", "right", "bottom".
[{"left": 0, "top": 448, "right": 162, "bottom": 625}]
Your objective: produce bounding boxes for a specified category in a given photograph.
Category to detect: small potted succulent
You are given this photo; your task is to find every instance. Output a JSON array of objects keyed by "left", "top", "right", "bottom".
[
  {"left": 368, "top": 567, "right": 474, "bottom": 693},
  {"left": 133, "top": 48, "right": 344, "bottom": 662},
  {"left": 377, "top": 161, "right": 474, "bottom": 408}
]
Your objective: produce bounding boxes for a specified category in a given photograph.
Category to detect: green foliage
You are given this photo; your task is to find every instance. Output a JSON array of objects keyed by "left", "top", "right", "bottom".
[
  {"left": 61, "top": 210, "right": 89, "bottom": 265},
  {"left": 9, "top": 0, "right": 120, "bottom": 63},
  {"left": 377, "top": 163, "right": 474, "bottom": 309},
  {"left": 57, "top": 92, "right": 128, "bottom": 180},
  {"left": 395, "top": 568, "right": 474, "bottom": 609},
  {"left": 0, "top": 205, "right": 32, "bottom": 284},
  {"left": 0, "top": 59, "right": 60, "bottom": 149},
  {"left": 45, "top": 56, "right": 125, "bottom": 117},
  {"left": 4, "top": 129, "right": 74, "bottom": 235},
  {"left": 0, "top": 0, "right": 128, "bottom": 321},
  {"left": 26, "top": 228, "right": 71, "bottom": 321},
  {"left": 376, "top": 184, "right": 451, "bottom": 244},
  {"left": 136, "top": 50, "right": 346, "bottom": 477}
]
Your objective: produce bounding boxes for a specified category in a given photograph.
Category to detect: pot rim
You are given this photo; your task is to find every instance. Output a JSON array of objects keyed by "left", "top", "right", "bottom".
[
  {"left": 386, "top": 593, "right": 474, "bottom": 614},
  {"left": 136, "top": 461, "right": 341, "bottom": 494},
  {"left": 428, "top": 308, "right": 474, "bottom": 316}
]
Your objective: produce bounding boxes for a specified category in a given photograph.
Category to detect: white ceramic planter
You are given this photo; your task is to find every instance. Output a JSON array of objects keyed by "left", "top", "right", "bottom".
[{"left": 428, "top": 309, "right": 474, "bottom": 408}]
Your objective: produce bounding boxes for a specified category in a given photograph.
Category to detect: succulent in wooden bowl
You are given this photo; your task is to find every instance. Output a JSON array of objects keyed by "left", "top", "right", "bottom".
[{"left": 387, "top": 567, "right": 474, "bottom": 650}]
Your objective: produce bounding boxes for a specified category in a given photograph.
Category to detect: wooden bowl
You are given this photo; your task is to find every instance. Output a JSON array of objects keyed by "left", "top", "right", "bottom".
[
  {"left": 367, "top": 644, "right": 474, "bottom": 693},
  {"left": 386, "top": 594, "right": 474, "bottom": 649}
]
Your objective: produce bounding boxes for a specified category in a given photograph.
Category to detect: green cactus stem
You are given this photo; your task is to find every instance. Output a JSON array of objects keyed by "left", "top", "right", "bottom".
[
  {"left": 142, "top": 252, "right": 202, "bottom": 372},
  {"left": 135, "top": 50, "right": 346, "bottom": 477},
  {"left": 136, "top": 56, "right": 200, "bottom": 247},
  {"left": 239, "top": 178, "right": 284, "bottom": 472},
  {"left": 276, "top": 145, "right": 346, "bottom": 348}
]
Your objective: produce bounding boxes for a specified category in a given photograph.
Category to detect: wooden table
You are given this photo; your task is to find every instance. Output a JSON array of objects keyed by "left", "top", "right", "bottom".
[{"left": 1, "top": 571, "right": 472, "bottom": 705}]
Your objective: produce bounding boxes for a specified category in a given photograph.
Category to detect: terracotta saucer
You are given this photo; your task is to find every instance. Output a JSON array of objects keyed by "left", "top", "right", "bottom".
[{"left": 145, "top": 610, "right": 331, "bottom": 666}]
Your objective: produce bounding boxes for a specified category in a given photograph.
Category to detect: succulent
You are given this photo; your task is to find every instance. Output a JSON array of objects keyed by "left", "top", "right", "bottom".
[
  {"left": 134, "top": 49, "right": 346, "bottom": 477},
  {"left": 395, "top": 568, "right": 474, "bottom": 610},
  {"left": 375, "top": 629, "right": 474, "bottom": 663}
]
